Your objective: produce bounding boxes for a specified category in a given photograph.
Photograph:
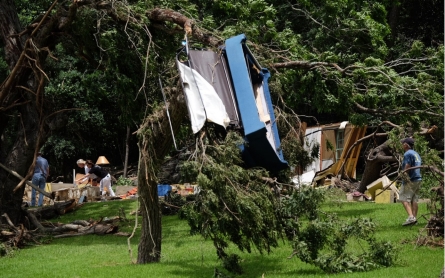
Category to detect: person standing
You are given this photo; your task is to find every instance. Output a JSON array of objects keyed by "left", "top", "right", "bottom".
[
  {"left": 31, "top": 151, "right": 49, "bottom": 207},
  {"left": 400, "top": 137, "right": 422, "bottom": 226},
  {"left": 76, "top": 160, "right": 115, "bottom": 197}
]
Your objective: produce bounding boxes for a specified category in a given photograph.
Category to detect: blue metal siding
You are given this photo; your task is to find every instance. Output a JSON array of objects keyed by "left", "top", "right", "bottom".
[
  {"left": 224, "top": 34, "right": 265, "bottom": 136},
  {"left": 225, "top": 34, "right": 288, "bottom": 171},
  {"left": 261, "top": 69, "right": 286, "bottom": 161}
]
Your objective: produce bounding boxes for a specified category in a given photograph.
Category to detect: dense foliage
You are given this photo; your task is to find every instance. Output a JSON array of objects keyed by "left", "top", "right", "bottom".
[
  {"left": 1, "top": 0, "right": 442, "bottom": 174},
  {"left": 180, "top": 133, "right": 281, "bottom": 272},
  {"left": 179, "top": 131, "right": 398, "bottom": 273}
]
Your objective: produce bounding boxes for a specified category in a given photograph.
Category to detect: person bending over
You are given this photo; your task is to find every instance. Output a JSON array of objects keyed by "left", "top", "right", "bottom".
[{"left": 76, "top": 160, "right": 115, "bottom": 197}]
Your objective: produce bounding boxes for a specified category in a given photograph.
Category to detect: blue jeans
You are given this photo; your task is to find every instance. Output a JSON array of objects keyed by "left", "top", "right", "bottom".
[{"left": 31, "top": 174, "right": 46, "bottom": 206}]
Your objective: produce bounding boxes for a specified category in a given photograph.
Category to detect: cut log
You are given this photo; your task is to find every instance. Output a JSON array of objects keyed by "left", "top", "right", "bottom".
[
  {"left": 71, "top": 220, "right": 90, "bottom": 226},
  {"left": 28, "top": 199, "right": 77, "bottom": 220},
  {"left": 52, "top": 223, "right": 118, "bottom": 238}
]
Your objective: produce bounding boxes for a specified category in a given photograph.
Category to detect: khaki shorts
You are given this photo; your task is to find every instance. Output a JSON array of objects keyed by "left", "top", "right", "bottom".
[{"left": 398, "top": 180, "right": 421, "bottom": 203}]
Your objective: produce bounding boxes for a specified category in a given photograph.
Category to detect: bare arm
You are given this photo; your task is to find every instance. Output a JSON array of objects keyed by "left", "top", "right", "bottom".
[{"left": 76, "top": 173, "right": 90, "bottom": 183}]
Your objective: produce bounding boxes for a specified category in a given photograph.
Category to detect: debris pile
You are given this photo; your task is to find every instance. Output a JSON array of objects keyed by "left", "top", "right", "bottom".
[{"left": 1, "top": 200, "right": 129, "bottom": 256}]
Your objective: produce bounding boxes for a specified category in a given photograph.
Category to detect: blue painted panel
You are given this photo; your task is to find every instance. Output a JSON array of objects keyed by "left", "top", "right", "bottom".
[
  {"left": 157, "top": 184, "right": 172, "bottom": 196},
  {"left": 260, "top": 69, "right": 286, "bottom": 161},
  {"left": 224, "top": 34, "right": 288, "bottom": 172},
  {"left": 225, "top": 34, "right": 265, "bottom": 136}
]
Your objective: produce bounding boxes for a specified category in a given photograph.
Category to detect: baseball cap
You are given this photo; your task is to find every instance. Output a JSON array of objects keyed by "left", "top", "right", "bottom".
[{"left": 401, "top": 138, "right": 415, "bottom": 148}]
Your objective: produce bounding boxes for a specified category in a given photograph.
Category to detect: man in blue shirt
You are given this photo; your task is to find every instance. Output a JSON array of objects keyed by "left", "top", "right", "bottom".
[
  {"left": 31, "top": 151, "right": 49, "bottom": 207},
  {"left": 399, "top": 138, "right": 422, "bottom": 226}
]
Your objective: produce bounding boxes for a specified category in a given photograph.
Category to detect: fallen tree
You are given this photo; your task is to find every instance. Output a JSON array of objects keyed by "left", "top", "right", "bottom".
[
  {"left": 311, "top": 121, "right": 444, "bottom": 194},
  {"left": 1, "top": 203, "right": 129, "bottom": 256}
]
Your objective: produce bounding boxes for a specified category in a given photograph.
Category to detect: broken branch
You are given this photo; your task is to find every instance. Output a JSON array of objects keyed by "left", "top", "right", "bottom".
[{"left": 0, "top": 162, "right": 53, "bottom": 198}]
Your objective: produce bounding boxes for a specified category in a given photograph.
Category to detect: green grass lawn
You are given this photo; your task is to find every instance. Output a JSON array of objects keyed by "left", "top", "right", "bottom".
[{"left": 0, "top": 198, "right": 443, "bottom": 278}]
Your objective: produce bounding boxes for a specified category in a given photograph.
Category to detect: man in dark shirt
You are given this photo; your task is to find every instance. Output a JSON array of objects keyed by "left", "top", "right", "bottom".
[{"left": 76, "top": 160, "right": 115, "bottom": 197}]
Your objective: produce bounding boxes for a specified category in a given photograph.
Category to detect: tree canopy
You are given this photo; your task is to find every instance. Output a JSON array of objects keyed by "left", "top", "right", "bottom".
[{"left": 1, "top": 0, "right": 443, "bottom": 161}]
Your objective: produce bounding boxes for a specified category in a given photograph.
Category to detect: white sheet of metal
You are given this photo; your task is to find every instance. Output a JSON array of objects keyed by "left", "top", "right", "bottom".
[
  {"left": 177, "top": 62, "right": 230, "bottom": 134},
  {"left": 304, "top": 127, "right": 322, "bottom": 173}
]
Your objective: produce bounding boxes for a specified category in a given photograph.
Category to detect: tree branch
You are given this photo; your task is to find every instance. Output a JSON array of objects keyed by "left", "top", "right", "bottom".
[
  {"left": 147, "top": 8, "right": 223, "bottom": 47},
  {"left": 0, "top": 162, "right": 53, "bottom": 198},
  {"left": 271, "top": 60, "right": 358, "bottom": 74},
  {"left": 354, "top": 102, "right": 443, "bottom": 117}
]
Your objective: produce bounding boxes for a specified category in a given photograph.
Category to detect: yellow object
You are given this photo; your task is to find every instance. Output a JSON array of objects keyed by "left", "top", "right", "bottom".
[
  {"left": 366, "top": 176, "right": 390, "bottom": 199},
  {"left": 75, "top": 173, "right": 89, "bottom": 188},
  {"left": 366, "top": 175, "right": 399, "bottom": 201},
  {"left": 96, "top": 156, "right": 110, "bottom": 165},
  {"left": 45, "top": 183, "right": 51, "bottom": 192},
  {"left": 375, "top": 189, "right": 394, "bottom": 204}
]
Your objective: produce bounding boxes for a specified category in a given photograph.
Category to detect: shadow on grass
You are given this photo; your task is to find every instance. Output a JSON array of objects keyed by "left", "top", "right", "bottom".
[
  {"left": 327, "top": 207, "right": 385, "bottom": 218},
  {"left": 55, "top": 199, "right": 138, "bottom": 223},
  {"left": 162, "top": 254, "right": 323, "bottom": 278}
]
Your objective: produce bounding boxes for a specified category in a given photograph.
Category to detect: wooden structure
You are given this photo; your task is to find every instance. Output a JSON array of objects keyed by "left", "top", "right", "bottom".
[
  {"left": 23, "top": 181, "right": 100, "bottom": 206},
  {"left": 303, "top": 122, "right": 367, "bottom": 185}
]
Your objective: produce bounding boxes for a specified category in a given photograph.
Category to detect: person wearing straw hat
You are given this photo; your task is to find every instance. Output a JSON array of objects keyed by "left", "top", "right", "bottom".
[
  {"left": 76, "top": 159, "right": 115, "bottom": 197},
  {"left": 400, "top": 137, "right": 422, "bottom": 226},
  {"left": 31, "top": 151, "right": 49, "bottom": 206}
]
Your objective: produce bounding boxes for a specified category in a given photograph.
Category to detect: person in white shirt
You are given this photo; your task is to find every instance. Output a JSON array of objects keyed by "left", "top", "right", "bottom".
[
  {"left": 76, "top": 159, "right": 97, "bottom": 184},
  {"left": 76, "top": 160, "right": 115, "bottom": 197}
]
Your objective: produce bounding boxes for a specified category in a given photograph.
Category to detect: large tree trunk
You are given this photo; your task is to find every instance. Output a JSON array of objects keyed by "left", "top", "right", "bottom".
[
  {"left": 136, "top": 85, "right": 187, "bottom": 263},
  {"left": 387, "top": 0, "right": 403, "bottom": 46},
  {"left": 137, "top": 157, "right": 162, "bottom": 263},
  {"left": 0, "top": 0, "right": 78, "bottom": 225},
  {"left": 0, "top": 0, "right": 41, "bottom": 225},
  {"left": 357, "top": 141, "right": 398, "bottom": 193},
  {"left": 0, "top": 103, "right": 43, "bottom": 224},
  {"left": 123, "top": 126, "right": 130, "bottom": 178}
]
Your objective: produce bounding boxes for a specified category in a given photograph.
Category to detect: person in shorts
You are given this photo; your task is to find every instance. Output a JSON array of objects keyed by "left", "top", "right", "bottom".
[{"left": 399, "top": 137, "right": 422, "bottom": 226}]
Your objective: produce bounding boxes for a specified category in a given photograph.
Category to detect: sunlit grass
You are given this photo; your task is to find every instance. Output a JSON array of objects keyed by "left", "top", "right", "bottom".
[{"left": 0, "top": 197, "right": 442, "bottom": 278}]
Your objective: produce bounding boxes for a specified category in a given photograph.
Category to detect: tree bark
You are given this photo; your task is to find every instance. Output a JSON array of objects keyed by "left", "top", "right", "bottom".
[
  {"left": 388, "top": 0, "right": 403, "bottom": 45},
  {"left": 137, "top": 157, "right": 162, "bottom": 263},
  {"left": 136, "top": 85, "right": 187, "bottom": 263},
  {"left": 123, "top": 126, "right": 130, "bottom": 178},
  {"left": 357, "top": 141, "right": 398, "bottom": 193},
  {"left": 0, "top": 0, "right": 87, "bottom": 226},
  {"left": 0, "top": 0, "right": 41, "bottom": 225}
]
